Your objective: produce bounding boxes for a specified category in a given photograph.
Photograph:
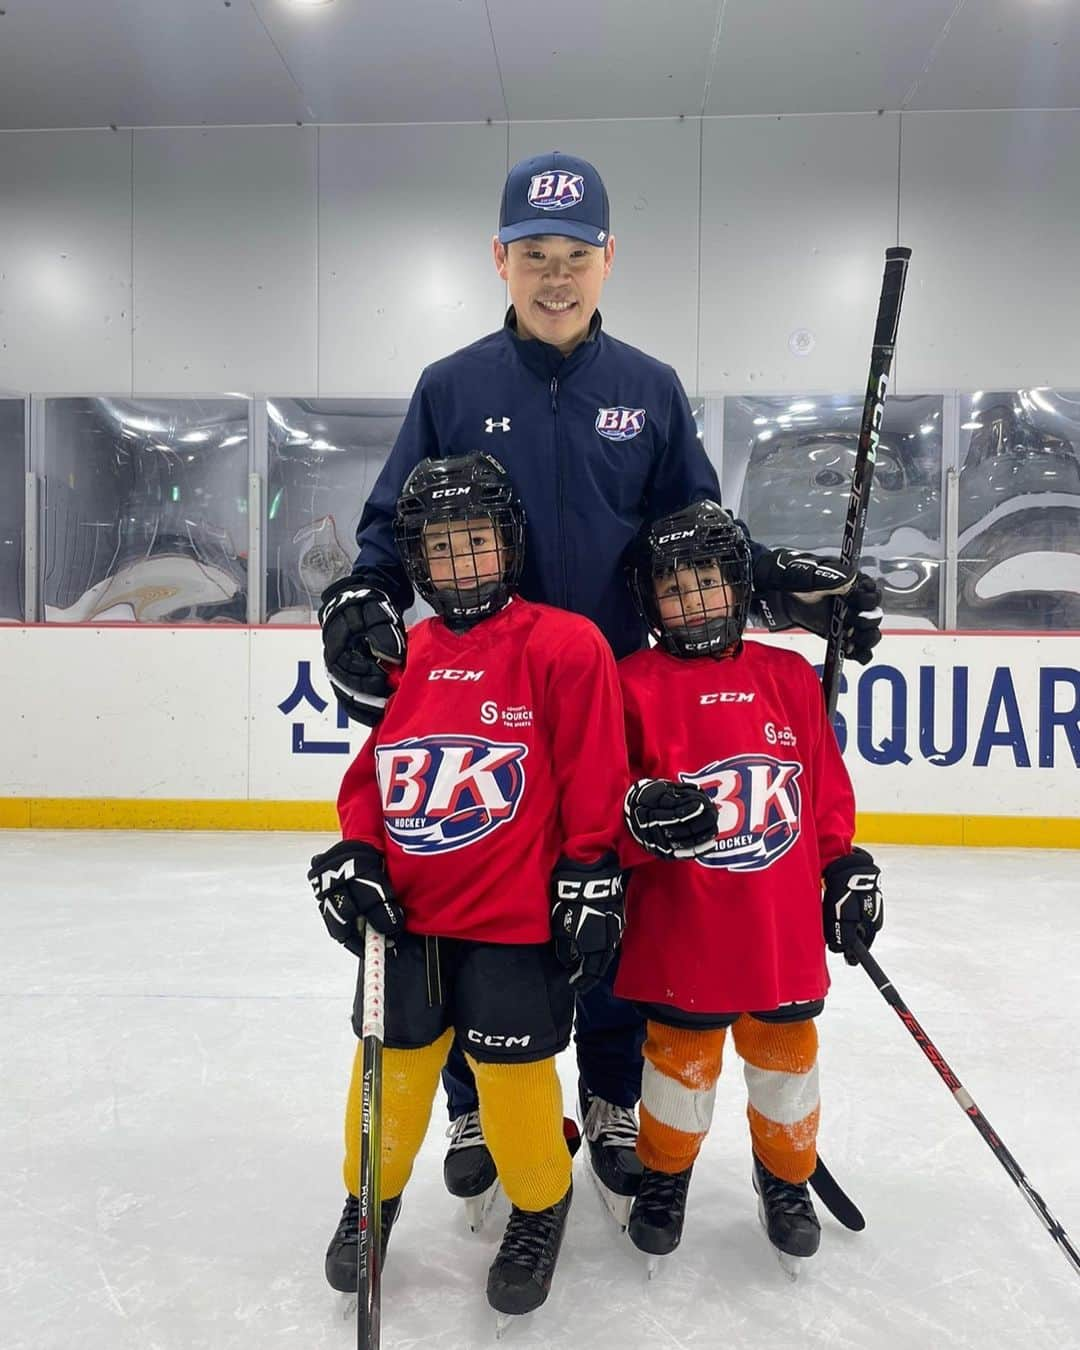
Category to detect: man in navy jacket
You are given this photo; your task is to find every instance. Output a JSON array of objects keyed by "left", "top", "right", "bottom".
[{"left": 319, "top": 151, "right": 882, "bottom": 1230}]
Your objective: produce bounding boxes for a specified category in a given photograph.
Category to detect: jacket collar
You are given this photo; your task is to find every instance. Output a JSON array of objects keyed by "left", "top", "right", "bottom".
[{"left": 502, "top": 306, "right": 604, "bottom": 379}]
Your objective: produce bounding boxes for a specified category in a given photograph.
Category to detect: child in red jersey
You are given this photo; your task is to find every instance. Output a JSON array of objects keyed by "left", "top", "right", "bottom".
[
  {"left": 307, "top": 453, "right": 627, "bottom": 1324},
  {"left": 615, "top": 500, "right": 885, "bottom": 1272}
]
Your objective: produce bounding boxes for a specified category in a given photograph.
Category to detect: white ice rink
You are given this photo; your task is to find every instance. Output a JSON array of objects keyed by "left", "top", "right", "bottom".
[{"left": 3, "top": 832, "right": 1079, "bottom": 1350}]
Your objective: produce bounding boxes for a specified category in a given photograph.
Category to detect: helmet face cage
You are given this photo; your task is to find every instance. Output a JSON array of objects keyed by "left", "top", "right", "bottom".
[
  {"left": 394, "top": 455, "right": 525, "bottom": 627},
  {"left": 632, "top": 505, "right": 752, "bottom": 659}
]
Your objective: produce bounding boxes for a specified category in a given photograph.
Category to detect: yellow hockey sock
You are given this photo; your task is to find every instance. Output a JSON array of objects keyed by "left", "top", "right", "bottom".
[
  {"left": 343, "top": 1027, "right": 453, "bottom": 1200},
  {"left": 466, "top": 1054, "right": 571, "bottom": 1211}
]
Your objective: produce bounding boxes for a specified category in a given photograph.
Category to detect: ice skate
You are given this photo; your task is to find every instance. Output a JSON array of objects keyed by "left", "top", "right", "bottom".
[
  {"left": 325, "top": 1191, "right": 402, "bottom": 1294},
  {"left": 627, "top": 1163, "right": 693, "bottom": 1277},
  {"left": 444, "top": 1109, "right": 501, "bottom": 1232},
  {"left": 487, "top": 1184, "right": 572, "bottom": 1335},
  {"left": 578, "top": 1086, "right": 643, "bottom": 1230},
  {"left": 752, "top": 1154, "right": 820, "bottom": 1279}
]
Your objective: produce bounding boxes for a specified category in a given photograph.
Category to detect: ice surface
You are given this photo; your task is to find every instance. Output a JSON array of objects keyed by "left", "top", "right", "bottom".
[{"left": 2, "top": 833, "right": 1079, "bottom": 1349}]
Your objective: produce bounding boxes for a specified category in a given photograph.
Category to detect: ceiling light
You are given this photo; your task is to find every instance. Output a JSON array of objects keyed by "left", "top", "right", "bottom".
[{"left": 290, "top": 0, "right": 335, "bottom": 6}]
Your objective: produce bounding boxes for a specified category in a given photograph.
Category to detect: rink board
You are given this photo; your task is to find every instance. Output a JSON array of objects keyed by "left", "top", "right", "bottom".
[{"left": 2, "top": 626, "right": 1078, "bottom": 844}]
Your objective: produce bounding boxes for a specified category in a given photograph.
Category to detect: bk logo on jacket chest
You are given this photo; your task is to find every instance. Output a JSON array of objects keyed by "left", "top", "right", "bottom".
[
  {"left": 596, "top": 407, "right": 646, "bottom": 441},
  {"left": 681, "top": 753, "right": 804, "bottom": 872},
  {"left": 376, "top": 735, "right": 528, "bottom": 854}
]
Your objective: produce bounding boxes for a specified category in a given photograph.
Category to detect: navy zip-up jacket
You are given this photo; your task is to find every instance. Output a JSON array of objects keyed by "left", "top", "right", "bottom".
[{"left": 353, "top": 309, "right": 737, "bottom": 659}]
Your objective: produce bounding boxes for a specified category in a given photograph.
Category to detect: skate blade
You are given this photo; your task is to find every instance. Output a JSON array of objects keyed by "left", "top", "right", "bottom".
[
  {"left": 464, "top": 1179, "right": 501, "bottom": 1234},
  {"left": 584, "top": 1152, "right": 633, "bottom": 1231},
  {"left": 756, "top": 1192, "right": 807, "bottom": 1282},
  {"left": 341, "top": 1294, "right": 357, "bottom": 1320},
  {"left": 494, "top": 1310, "right": 521, "bottom": 1340},
  {"left": 645, "top": 1254, "right": 663, "bottom": 1281}
]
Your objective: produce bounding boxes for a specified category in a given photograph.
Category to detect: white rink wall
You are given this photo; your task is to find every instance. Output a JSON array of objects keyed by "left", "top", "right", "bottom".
[{"left": 2, "top": 627, "right": 1078, "bottom": 832}]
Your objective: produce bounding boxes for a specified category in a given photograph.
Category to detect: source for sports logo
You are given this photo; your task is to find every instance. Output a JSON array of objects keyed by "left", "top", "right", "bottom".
[
  {"left": 528, "top": 171, "right": 585, "bottom": 212},
  {"left": 680, "top": 753, "right": 804, "bottom": 872},
  {"left": 375, "top": 735, "right": 527, "bottom": 854},
  {"left": 596, "top": 407, "right": 646, "bottom": 441}
]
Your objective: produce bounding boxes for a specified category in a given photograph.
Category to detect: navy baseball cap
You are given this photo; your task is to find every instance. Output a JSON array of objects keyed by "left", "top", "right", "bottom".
[{"left": 498, "top": 151, "right": 610, "bottom": 247}]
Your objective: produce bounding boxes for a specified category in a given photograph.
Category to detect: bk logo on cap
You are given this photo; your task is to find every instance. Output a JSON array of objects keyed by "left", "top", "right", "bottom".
[{"left": 528, "top": 171, "right": 585, "bottom": 212}]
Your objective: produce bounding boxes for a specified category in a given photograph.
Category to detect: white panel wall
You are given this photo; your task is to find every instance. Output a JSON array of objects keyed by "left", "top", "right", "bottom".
[
  {"left": 698, "top": 113, "right": 899, "bottom": 395},
  {"left": 0, "top": 627, "right": 250, "bottom": 797},
  {"left": 318, "top": 123, "right": 507, "bottom": 396},
  {"left": 900, "top": 110, "right": 1080, "bottom": 392},
  {"left": 3, "top": 627, "right": 1078, "bottom": 819},
  {"left": 133, "top": 127, "right": 318, "bottom": 395},
  {"left": 3, "top": 110, "right": 1080, "bottom": 396},
  {"left": 0, "top": 130, "right": 133, "bottom": 394},
  {"left": 509, "top": 120, "right": 700, "bottom": 387}
]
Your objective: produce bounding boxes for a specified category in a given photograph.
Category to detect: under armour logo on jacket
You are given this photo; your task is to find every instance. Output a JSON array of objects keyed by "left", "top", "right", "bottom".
[{"left": 485, "top": 417, "right": 511, "bottom": 433}]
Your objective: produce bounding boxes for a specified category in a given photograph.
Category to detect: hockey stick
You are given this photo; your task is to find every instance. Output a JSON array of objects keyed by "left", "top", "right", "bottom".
[
  {"left": 852, "top": 937, "right": 1080, "bottom": 1279},
  {"left": 357, "top": 924, "right": 387, "bottom": 1349},
  {"left": 805, "top": 247, "right": 912, "bottom": 1234},
  {"left": 809, "top": 1156, "right": 865, "bottom": 1232},
  {"left": 821, "top": 245, "right": 912, "bottom": 718},
  {"left": 815, "top": 248, "right": 1080, "bottom": 1278}
]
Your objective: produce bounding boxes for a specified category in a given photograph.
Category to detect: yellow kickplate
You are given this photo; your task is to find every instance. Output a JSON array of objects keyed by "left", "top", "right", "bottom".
[{"left": 0, "top": 800, "right": 1076, "bottom": 848}]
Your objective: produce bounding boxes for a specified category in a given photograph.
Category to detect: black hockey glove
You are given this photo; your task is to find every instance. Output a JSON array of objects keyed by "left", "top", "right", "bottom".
[
  {"left": 822, "top": 847, "right": 883, "bottom": 966},
  {"left": 550, "top": 854, "right": 625, "bottom": 994},
  {"left": 624, "top": 778, "right": 719, "bottom": 860},
  {"left": 752, "top": 548, "right": 884, "bottom": 666},
  {"left": 308, "top": 840, "right": 405, "bottom": 957},
  {"left": 318, "top": 576, "right": 406, "bottom": 728}
]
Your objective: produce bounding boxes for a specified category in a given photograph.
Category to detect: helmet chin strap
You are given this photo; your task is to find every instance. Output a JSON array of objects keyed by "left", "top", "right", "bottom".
[
  {"left": 438, "top": 581, "right": 508, "bottom": 632},
  {"left": 664, "top": 615, "right": 744, "bottom": 660}
]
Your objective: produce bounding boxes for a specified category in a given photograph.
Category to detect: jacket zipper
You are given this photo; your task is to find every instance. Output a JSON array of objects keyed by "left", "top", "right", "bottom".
[{"left": 550, "top": 374, "right": 570, "bottom": 608}]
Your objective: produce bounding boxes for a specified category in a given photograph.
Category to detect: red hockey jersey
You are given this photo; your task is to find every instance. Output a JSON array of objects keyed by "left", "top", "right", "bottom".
[
  {"left": 337, "top": 598, "right": 627, "bottom": 944},
  {"left": 615, "top": 639, "right": 855, "bottom": 1014}
]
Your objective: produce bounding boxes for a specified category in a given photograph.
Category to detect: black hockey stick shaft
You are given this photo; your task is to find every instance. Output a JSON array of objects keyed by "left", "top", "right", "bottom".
[
  {"left": 853, "top": 938, "right": 1080, "bottom": 1279},
  {"left": 809, "top": 1155, "right": 865, "bottom": 1231},
  {"left": 821, "top": 246, "right": 912, "bottom": 717},
  {"left": 357, "top": 926, "right": 387, "bottom": 1349}
]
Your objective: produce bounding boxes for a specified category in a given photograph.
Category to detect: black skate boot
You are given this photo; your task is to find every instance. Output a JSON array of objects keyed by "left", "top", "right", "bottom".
[
  {"left": 752, "top": 1154, "right": 820, "bottom": 1278},
  {"left": 627, "top": 1163, "right": 693, "bottom": 1272},
  {"left": 578, "top": 1085, "right": 643, "bottom": 1229},
  {"left": 444, "top": 1109, "right": 499, "bottom": 1232},
  {"left": 487, "top": 1184, "right": 573, "bottom": 1331},
  {"left": 324, "top": 1192, "right": 402, "bottom": 1293}
]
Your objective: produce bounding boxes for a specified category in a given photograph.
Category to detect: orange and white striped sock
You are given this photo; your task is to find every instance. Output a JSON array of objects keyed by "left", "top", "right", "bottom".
[
  {"left": 637, "top": 1021, "right": 726, "bottom": 1174},
  {"left": 733, "top": 1014, "right": 819, "bottom": 1184}
]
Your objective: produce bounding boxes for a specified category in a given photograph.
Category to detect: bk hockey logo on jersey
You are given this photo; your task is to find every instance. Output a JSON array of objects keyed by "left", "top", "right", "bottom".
[
  {"left": 595, "top": 407, "right": 647, "bottom": 441},
  {"left": 375, "top": 735, "right": 527, "bottom": 855},
  {"left": 528, "top": 171, "right": 585, "bottom": 212},
  {"left": 681, "top": 753, "right": 804, "bottom": 873}
]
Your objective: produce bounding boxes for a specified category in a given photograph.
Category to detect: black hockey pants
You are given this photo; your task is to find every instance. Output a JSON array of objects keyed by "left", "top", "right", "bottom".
[{"left": 442, "top": 951, "right": 645, "bottom": 1118}]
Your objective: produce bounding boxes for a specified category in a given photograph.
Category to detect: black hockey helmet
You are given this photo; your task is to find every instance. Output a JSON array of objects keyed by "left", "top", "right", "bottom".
[
  {"left": 394, "top": 453, "right": 525, "bottom": 628},
  {"left": 629, "top": 500, "right": 752, "bottom": 659}
]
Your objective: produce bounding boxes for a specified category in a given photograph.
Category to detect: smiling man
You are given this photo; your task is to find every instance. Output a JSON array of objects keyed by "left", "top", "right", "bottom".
[
  {"left": 493, "top": 155, "right": 614, "bottom": 354},
  {"left": 316, "top": 150, "right": 884, "bottom": 1275}
]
